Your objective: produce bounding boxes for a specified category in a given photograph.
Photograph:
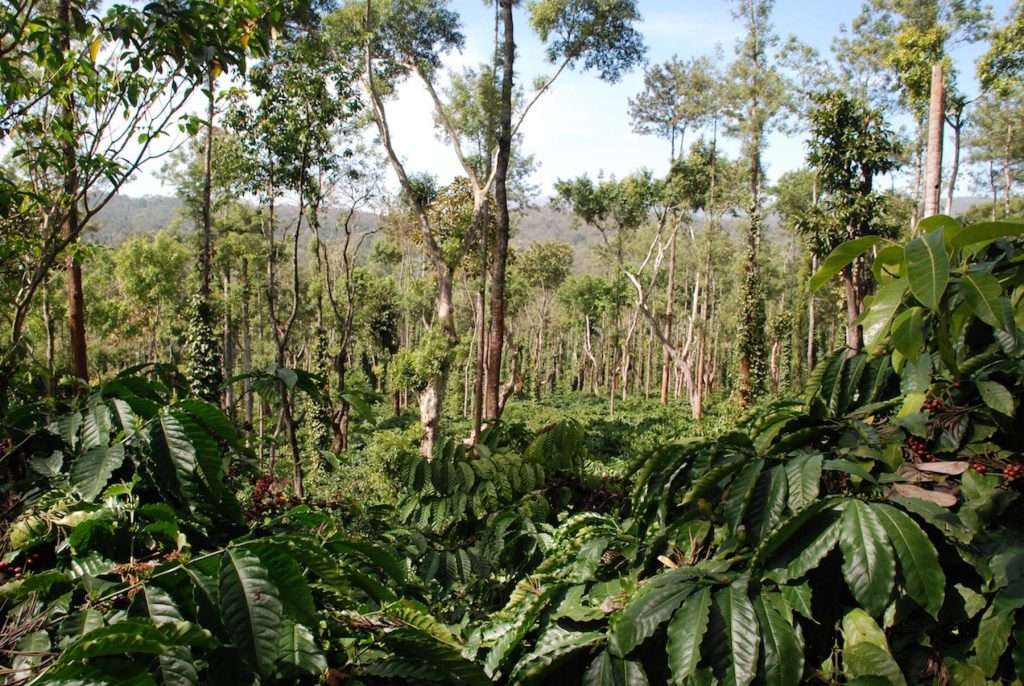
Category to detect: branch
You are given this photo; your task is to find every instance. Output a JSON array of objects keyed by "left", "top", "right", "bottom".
[
  {"left": 483, "top": 55, "right": 572, "bottom": 191},
  {"left": 363, "top": 35, "right": 446, "bottom": 269},
  {"left": 413, "top": 62, "right": 482, "bottom": 191}
]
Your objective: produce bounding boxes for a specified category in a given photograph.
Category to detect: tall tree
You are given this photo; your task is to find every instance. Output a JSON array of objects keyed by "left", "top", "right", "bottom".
[
  {"left": 834, "top": 0, "right": 990, "bottom": 226},
  {"left": 518, "top": 241, "right": 573, "bottom": 397},
  {"left": 923, "top": 63, "right": 945, "bottom": 218},
  {"left": 225, "top": 32, "right": 352, "bottom": 495},
  {"left": 0, "top": 0, "right": 278, "bottom": 406},
  {"left": 555, "top": 171, "right": 657, "bottom": 413},
  {"left": 483, "top": 0, "right": 646, "bottom": 424},
  {"left": 964, "top": 86, "right": 1024, "bottom": 216},
  {"left": 726, "top": 0, "right": 788, "bottom": 406},
  {"left": 629, "top": 54, "right": 720, "bottom": 404},
  {"left": 977, "top": 0, "right": 1024, "bottom": 93},
  {"left": 805, "top": 90, "right": 901, "bottom": 353},
  {"left": 628, "top": 55, "right": 718, "bottom": 161}
]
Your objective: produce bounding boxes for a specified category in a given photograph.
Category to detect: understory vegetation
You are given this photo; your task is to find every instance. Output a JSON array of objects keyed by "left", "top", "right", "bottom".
[
  {"left": 1, "top": 217, "right": 1023, "bottom": 685},
  {"left": 5, "top": 0, "right": 1024, "bottom": 683}
]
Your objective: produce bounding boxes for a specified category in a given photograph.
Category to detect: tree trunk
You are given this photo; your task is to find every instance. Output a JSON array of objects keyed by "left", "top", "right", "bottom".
[
  {"left": 471, "top": 282, "right": 487, "bottom": 440},
  {"left": 807, "top": 254, "right": 817, "bottom": 371},
  {"left": 470, "top": 250, "right": 486, "bottom": 443},
  {"left": 241, "top": 258, "right": 253, "bottom": 430},
  {"left": 843, "top": 264, "right": 862, "bottom": 354},
  {"left": 944, "top": 113, "right": 962, "bottom": 216},
  {"left": 989, "top": 159, "right": 998, "bottom": 220},
  {"left": 200, "top": 68, "right": 216, "bottom": 298},
  {"left": 910, "top": 142, "right": 923, "bottom": 231},
  {"left": 59, "top": 0, "right": 87, "bottom": 384},
  {"left": 222, "top": 269, "right": 234, "bottom": 417},
  {"left": 1004, "top": 123, "right": 1013, "bottom": 216},
  {"left": 420, "top": 264, "right": 455, "bottom": 458},
  {"left": 659, "top": 226, "right": 677, "bottom": 404},
  {"left": 483, "top": 0, "right": 515, "bottom": 421},
  {"left": 923, "top": 63, "right": 944, "bottom": 220},
  {"left": 42, "top": 278, "right": 55, "bottom": 396},
  {"left": 280, "top": 384, "right": 303, "bottom": 498},
  {"left": 736, "top": 3, "right": 765, "bottom": 408},
  {"left": 334, "top": 353, "right": 350, "bottom": 452},
  {"left": 533, "top": 309, "right": 547, "bottom": 400}
]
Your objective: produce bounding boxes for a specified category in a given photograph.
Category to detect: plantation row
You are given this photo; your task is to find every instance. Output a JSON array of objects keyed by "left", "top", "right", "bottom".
[{"left": 1, "top": 217, "right": 1021, "bottom": 684}]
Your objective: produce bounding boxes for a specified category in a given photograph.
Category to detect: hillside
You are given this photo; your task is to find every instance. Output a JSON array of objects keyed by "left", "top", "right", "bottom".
[{"left": 88, "top": 193, "right": 993, "bottom": 272}]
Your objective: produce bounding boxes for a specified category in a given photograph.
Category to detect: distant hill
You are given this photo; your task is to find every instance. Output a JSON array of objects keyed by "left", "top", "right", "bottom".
[
  {"left": 86, "top": 194, "right": 585, "bottom": 247},
  {"left": 86, "top": 195, "right": 185, "bottom": 243},
  {"left": 86, "top": 194, "right": 381, "bottom": 245},
  {"left": 87, "top": 193, "right": 994, "bottom": 269}
]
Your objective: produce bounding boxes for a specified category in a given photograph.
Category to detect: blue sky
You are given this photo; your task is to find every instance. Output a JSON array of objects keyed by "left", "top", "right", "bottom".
[{"left": 128, "top": 0, "right": 1015, "bottom": 199}]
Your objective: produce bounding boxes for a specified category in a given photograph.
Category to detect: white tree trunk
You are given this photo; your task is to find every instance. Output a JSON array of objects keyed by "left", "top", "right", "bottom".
[{"left": 923, "top": 63, "right": 944, "bottom": 220}]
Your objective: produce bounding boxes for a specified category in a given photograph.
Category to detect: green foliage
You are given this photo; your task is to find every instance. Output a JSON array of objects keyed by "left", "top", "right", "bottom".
[
  {"left": 184, "top": 294, "right": 222, "bottom": 404},
  {"left": 628, "top": 55, "right": 719, "bottom": 156},
  {"left": 979, "top": 0, "right": 1024, "bottom": 91},
  {"left": 409, "top": 215, "right": 1023, "bottom": 686},
  {"left": 0, "top": 376, "right": 333, "bottom": 684},
  {"left": 804, "top": 90, "right": 902, "bottom": 254},
  {"left": 391, "top": 326, "right": 453, "bottom": 391},
  {"left": 529, "top": 0, "right": 646, "bottom": 82},
  {"left": 556, "top": 171, "right": 659, "bottom": 235}
]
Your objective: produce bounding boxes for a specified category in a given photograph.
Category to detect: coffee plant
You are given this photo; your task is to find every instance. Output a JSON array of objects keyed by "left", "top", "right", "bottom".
[
  {"left": 335, "top": 217, "right": 1024, "bottom": 685},
  {"left": 2, "top": 217, "right": 1022, "bottom": 686}
]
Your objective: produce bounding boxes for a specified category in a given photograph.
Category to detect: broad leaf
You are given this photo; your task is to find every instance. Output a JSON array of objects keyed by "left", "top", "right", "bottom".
[
  {"left": 70, "top": 444, "right": 126, "bottom": 501},
  {"left": 764, "top": 506, "right": 842, "bottom": 582},
  {"left": 510, "top": 625, "right": 603, "bottom": 684},
  {"left": 754, "top": 595, "right": 803, "bottom": 686},
  {"left": 959, "top": 271, "right": 1005, "bottom": 328},
  {"left": 872, "top": 505, "right": 944, "bottom": 618},
  {"left": 11, "top": 631, "right": 49, "bottom": 682},
  {"left": 707, "top": 582, "right": 759, "bottom": 686},
  {"left": 667, "top": 586, "right": 712, "bottom": 684},
  {"left": 784, "top": 454, "right": 823, "bottom": 513},
  {"left": 842, "top": 610, "right": 906, "bottom": 686},
  {"left": 839, "top": 501, "right": 895, "bottom": 616},
  {"left": 58, "top": 620, "right": 176, "bottom": 663},
  {"left": 890, "top": 308, "right": 925, "bottom": 362},
  {"left": 905, "top": 229, "right": 949, "bottom": 310},
  {"left": 141, "top": 585, "right": 198, "bottom": 686},
  {"left": 949, "top": 220, "right": 1024, "bottom": 250},
  {"left": 247, "top": 542, "right": 316, "bottom": 627},
  {"left": 278, "top": 621, "right": 327, "bottom": 675},
  {"left": 919, "top": 214, "right": 963, "bottom": 245},
  {"left": 899, "top": 354, "right": 931, "bottom": 395},
  {"left": 171, "top": 409, "right": 222, "bottom": 497},
  {"left": 158, "top": 411, "right": 198, "bottom": 475},
  {"left": 844, "top": 643, "right": 907, "bottom": 686},
  {"left": 218, "top": 549, "right": 283, "bottom": 679},
  {"left": 746, "top": 466, "right": 788, "bottom": 541},
  {"left": 610, "top": 568, "right": 696, "bottom": 656},
  {"left": 972, "top": 606, "right": 1015, "bottom": 677},
  {"left": 724, "top": 460, "right": 764, "bottom": 532},
  {"left": 810, "top": 236, "right": 886, "bottom": 293},
  {"left": 862, "top": 279, "right": 907, "bottom": 353},
  {"left": 584, "top": 651, "right": 650, "bottom": 686},
  {"left": 977, "top": 380, "right": 1014, "bottom": 417},
  {"left": 485, "top": 586, "right": 556, "bottom": 675}
]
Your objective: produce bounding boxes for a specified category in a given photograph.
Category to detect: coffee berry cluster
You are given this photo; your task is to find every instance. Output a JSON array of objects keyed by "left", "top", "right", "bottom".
[
  {"left": 0, "top": 549, "right": 45, "bottom": 577},
  {"left": 0, "top": 560, "right": 22, "bottom": 577},
  {"left": 247, "top": 474, "right": 295, "bottom": 520},
  {"left": 905, "top": 435, "right": 936, "bottom": 462}
]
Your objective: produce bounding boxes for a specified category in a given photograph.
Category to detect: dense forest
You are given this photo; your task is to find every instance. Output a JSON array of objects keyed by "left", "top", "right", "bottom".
[{"left": 2, "top": 0, "right": 1024, "bottom": 683}]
